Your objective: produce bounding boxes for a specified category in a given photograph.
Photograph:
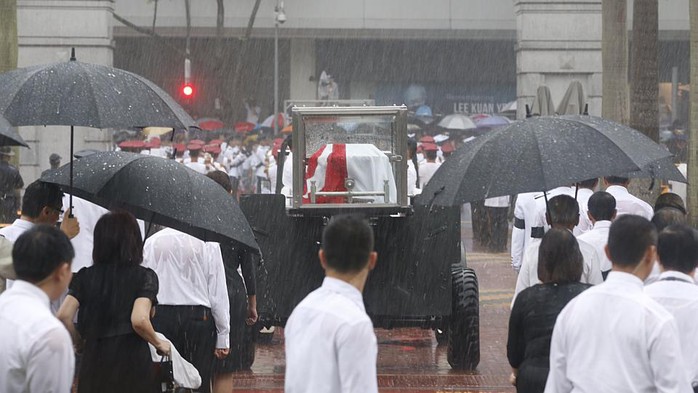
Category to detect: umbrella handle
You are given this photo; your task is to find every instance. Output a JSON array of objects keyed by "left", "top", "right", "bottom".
[{"left": 69, "top": 125, "right": 74, "bottom": 217}]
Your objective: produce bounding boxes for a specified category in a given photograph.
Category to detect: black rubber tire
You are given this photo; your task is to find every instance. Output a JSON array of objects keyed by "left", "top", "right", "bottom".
[
  {"left": 435, "top": 328, "right": 448, "bottom": 345},
  {"left": 447, "top": 266, "right": 480, "bottom": 370}
]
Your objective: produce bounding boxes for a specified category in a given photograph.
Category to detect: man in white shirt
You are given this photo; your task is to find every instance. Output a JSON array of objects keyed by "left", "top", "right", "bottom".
[
  {"left": 0, "top": 181, "right": 79, "bottom": 305},
  {"left": 143, "top": 227, "right": 230, "bottom": 393},
  {"left": 577, "top": 191, "right": 616, "bottom": 279},
  {"left": 645, "top": 224, "right": 698, "bottom": 391},
  {"left": 0, "top": 181, "right": 80, "bottom": 243},
  {"left": 0, "top": 225, "right": 75, "bottom": 393},
  {"left": 646, "top": 208, "right": 687, "bottom": 285},
  {"left": 572, "top": 178, "right": 598, "bottom": 236},
  {"left": 545, "top": 215, "right": 692, "bottom": 393},
  {"left": 513, "top": 195, "right": 603, "bottom": 304},
  {"left": 285, "top": 214, "right": 379, "bottom": 393},
  {"left": 603, "top": 176, "right": 654, "bottom": 219},
  {"left": 185, "top": 145, "right": 207, "bottom": 174}
]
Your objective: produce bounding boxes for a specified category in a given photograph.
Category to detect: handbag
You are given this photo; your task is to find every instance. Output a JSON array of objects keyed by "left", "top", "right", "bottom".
[{"left": 157, "top": 355, "right": 176, "bottom": 393}]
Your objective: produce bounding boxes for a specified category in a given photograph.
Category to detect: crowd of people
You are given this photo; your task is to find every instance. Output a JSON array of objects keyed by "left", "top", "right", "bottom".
[
  {"left": 507, "top": 178, "right": 698, "bottom": 393},
  {"left": 0, "top": 171, "right": 256, "bottom": 393},
  {"left": 1, "top": 118, "right": 697, "bottom": 393}
]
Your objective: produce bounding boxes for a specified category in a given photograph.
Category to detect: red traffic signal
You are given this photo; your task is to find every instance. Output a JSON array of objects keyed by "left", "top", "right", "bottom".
[{"left": 182, "top": 83, "right": 194, "bottom": 97}]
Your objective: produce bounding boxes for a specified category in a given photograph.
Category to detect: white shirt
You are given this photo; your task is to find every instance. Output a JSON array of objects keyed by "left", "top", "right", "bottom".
[
  {"left": 576, "top": 220, "right": 612, "bottom": 272},
  {"left": 285, "top": 277, "right": 378, "bottom": 393},
  {"left": 512, "top": 235, "right": 603, "bottom": 305},
  {"left": 0, "top": 281, "right": 74, "bottom": 393},
  {"left": 545, "top": 272, "right": 692, "bottom": 393},
  {"left": 572, "top": 187, "right": 594, "bottom": 236},
  {"left": 407, "top": 159, "right": 419, "bottom": 196},
  {"left": 511, "top": 192, "right": 538, "bottom": 271},
  {"left": 0, "top": 218, "right": 34, "bottom": 242},
  {"left": 62, "top": 195, "right": 108, "bottom": 273},
  {"left": 185, "top": 160, "right": 207, "bottom": 174},
  {"left": 418, "top": 161, "right": 441, "bottom": 188},
  {"left": 0, "top": 219, "right": 35, "bottom": 291},
  {"left": 605, "top": 185, "right": 654, "bottom": 219},
  {"left": 142, "top": 228, "right": 230, "bottom": 348},
  {"left": 645, "top": 271, "right": 698, "bottom": 387}
]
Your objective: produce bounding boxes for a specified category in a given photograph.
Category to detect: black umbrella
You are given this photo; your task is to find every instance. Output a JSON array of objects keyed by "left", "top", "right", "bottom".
[
  {"left": 620, "top": 156, "right": 687, "bottom": 183},
  {"left": 0, "top": 114, "right": 28, "bottom": 147},
  {"left": 40, "top": 151, "right": 259, "bottom": 252},
  {"left": 418, "top": 115, "right": 673, "bottom": 206},
  {"left": 0, "top": 48, "right": 196, "bottom": 212}
]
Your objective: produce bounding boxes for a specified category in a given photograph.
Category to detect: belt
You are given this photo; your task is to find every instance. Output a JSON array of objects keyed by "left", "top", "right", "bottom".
[{"left": 157, "top": 304, "right": 212, "bottom": 320}]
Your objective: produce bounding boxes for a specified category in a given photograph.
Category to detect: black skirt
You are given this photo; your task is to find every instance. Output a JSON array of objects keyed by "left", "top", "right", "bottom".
[{"left": 78, "top": 333, "right": 158, "bottom": 393}]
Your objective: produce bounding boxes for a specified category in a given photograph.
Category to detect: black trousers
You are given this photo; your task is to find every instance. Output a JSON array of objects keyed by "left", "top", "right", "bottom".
[{"left": 152, "top": 305, "right": 216, "bottom": 393}]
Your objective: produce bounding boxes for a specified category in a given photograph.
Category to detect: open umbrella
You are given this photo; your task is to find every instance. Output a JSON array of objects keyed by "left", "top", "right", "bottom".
[
  {"left": 437, "top": 114, "right": 477, "bottom": 131},
  {"left": 0, "top": 49, "right": 196, "bottom": 211},
  {"left": 418, "top": 115, "right": 673, "bottom": 206},
  {"left": 197, "top": 118, "right": 225, "bottom": 131},
  {"left": 40, "top": 151, "right": 258, "bottom": 252},
  {"left": 474, "top": 115, "right": 511, "bottom": 128},
  {"left": 619, "top": 156, "right": 687, "bottom": 183},
  {"left": 0, "top": 114, "right": 28, "bottom": 147}
]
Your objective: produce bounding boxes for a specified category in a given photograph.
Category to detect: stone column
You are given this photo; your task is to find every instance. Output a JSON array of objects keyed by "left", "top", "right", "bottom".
[
  {"left": 16, "top": 0, "right": 114, "bottom": 184},
  {"left": 289, "top": 38, "right": 316, "bottom": 102},
  {"left": 514, "top": 0, "right": 602, "bottom": 119}
]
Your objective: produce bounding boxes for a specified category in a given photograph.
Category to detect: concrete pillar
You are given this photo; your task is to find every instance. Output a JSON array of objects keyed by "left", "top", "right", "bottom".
[
  {"left": 16, "top": 0, "right": 114, "bottom": 184},
  {"left": 289, "top": 38, "right": 316, "bottom": 101},
  {"left": 514, "top": 0, "right": 602, "bottom": 119}
]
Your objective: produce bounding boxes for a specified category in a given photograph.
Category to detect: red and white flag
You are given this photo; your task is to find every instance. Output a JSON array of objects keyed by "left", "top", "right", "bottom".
[{"left": 304, "top": 144, "right": 397, "bottom": 204}]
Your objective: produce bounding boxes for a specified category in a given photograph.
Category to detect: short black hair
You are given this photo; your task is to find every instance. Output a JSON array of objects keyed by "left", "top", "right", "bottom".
[
  {"left": 22, "top": 181, "right": 63, "bottom": 218},
  {"left": 654, "top": 193, "right": 686, "bottom": 215},
  {"left": 651, "top": 208, "right": 686, "bottom": 232},
  {"left": 425, "top": 150, "right": 437, "bottom": 160},
  {"left": 538, "top": 228, "right": 583, "bottom": 283},
  {"left": 607, "top": 215, "right": 657, "bottom": 267},
  {"left": 657, "top": 224, "right": 698, "bottom": 274},
  {"left": 604, "top": 176, "right": 629, "bottom": 185},
  {"left": 588, "top": 191, "right": 616, "bottom": 221},
  {"left": 321, "top": 214, "right": 374, "bottom": 274},
  {"left": 13, "top": 224, "right": 74, "bottom": 283},
  {"left": 93, "top": 211, "right": 143, "bottom": 266},
  {"left": 206, "top": 171, "right": 232, "bottom": 193},
  {"left": 576, "top": 178, "right": 598, "bottom": 189},
  {"left": 546, "top": 194, "right": 579, "bottom": 226}
]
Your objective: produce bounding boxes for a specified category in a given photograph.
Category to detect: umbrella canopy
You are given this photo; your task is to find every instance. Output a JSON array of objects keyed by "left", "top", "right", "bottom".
[
  {"left": 142, "top": 127, "right": 173, "bottom": 137},
  {"left": 234, "top": 121, "right": 256, "bottom": 133},
  {"left": 418, "top": 115, "right": 673, "bottom": 206},
  {"left": 40, "top": 151, "right": 259, "bottom": 252},
  {"left": 475, "top": 115, "right": 511, "bottom": 128},
  {"left": 437, "top": 114, "right": 477, "bottom": 130},
  {"left": 197, "top": 118, "right": 225, "bottom": 131},
  {"left": 530, "top": 86, "right": 555, "bottom": 116},
  {"left": 0, "top": 114, "right": 28, "bottom": 147},
  {"left": 0, "top": 55, "right": 196, "bottom": 129},
  {"left": 619, "top": 156, "right": 687, "bottom": 183},
  {"left": 556, "top": 81, "right": 586, "bottom": 115}
]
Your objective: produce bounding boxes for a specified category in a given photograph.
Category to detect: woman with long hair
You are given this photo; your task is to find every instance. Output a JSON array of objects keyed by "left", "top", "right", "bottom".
[
  {"left": 507, "top": 228, "right": 591, "bottom": 392},
  {"left": 58, "top": 211, "right": 170, "bottom": 393}
]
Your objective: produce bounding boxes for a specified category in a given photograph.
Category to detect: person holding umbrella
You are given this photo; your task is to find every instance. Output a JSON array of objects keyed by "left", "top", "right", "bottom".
[
  {"left": 0, "top": 146, "right": 23, "bottom": 223},
  {"left": 603, "top": 176, "right": 653, "bottom": 219}
]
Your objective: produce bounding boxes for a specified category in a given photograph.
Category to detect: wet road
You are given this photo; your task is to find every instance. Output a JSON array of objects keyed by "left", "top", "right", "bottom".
[{"left": 233, "top": 209, "right": 518, "bottom": 392}]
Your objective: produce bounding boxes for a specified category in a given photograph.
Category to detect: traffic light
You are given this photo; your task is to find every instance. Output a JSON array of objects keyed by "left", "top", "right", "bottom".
[{"left": 182, "top": 83, "right": 194, "bottom": 98}]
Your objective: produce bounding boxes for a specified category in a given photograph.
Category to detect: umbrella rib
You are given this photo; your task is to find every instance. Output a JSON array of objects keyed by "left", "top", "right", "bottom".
[{"left": 82, "top": 64, "right": 103, "bottom": 129}]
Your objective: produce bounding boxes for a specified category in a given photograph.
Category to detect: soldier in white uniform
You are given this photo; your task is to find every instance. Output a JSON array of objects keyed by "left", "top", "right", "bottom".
[{"left": 511, "top": 192, "right": 538, "bottom": 272}]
